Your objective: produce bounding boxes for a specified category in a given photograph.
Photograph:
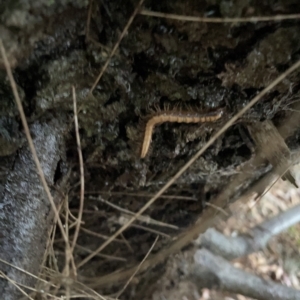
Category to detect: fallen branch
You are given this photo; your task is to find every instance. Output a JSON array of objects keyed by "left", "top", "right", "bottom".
[
  {"left": 197, "top": 203, "right": 300, "bottom": 260},
  {"left": 248, "top": 120, "right": 297, "bottom": 187},
  {"left": 192, "top": 249, "right": 300, "bottom": 300}
]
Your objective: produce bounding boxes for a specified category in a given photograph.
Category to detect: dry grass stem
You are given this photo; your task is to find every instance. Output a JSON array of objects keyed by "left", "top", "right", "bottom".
[
  {"left": 85, "top": 0, "right": 93, "bottom": 41},
  {"left": 75, "top": 283, "right": 109, "bottom": 300},
  {"left": 116, "top": 236, "right": 159, "bottom": 298},
  {"left": 89, "top": 0, "right": 145, "bottom": 94},
  {"left": 64, "top": 200, "right": 71, "bottom": 299},
  {"left": 86, "top": 190, "right": 197, "bottom": 201},
  {"left": 74, "top": 244, "right": 127, "bottom": 262},
  {"left": 91, "top": 196, "right": 178, "bottom": 230},
  {"left": 77, "top": 59, "right": 300, "bottom": 268},
  {"left": 246, "top": 164, "right": 295, "bottom": 213},
  {"left": 79, "top": 227, "right": 125, "bottom": 244},
  {"left": 205, "top": 202, "right": 230, "bottom": 216},
  {"left": 123, "top": 222, "right": 171, "bottom": 238},
  {"left": 0, "top": 258, "right": 56, "bottom": 288},
  {"left": 0, "top": 271, "right": 34, "bottom": 300},
  {"left": 71, "top": 86, "right": 85, "bottom": 262},
  {"left": 120, "top": 233, "right": 134, "bottom": 253},
  {"left": 48, "top": 224, "right": 60, "bottom": 273},
  {"left": 140, "top": 9, "right": 300, "bottom": 23}
]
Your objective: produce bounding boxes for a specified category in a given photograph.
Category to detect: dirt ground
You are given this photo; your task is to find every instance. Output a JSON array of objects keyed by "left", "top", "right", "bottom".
[
  {"left": 147, "top": 165, "right": 300, "bottom": 300},
  {"left": 1, "top": 0, "right": 300, "bottom": 299}
]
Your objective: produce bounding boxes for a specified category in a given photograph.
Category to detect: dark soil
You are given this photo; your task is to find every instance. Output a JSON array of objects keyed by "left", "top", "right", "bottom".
[{"left": 1, "top": 0, "right": 300, "bottom": 299}]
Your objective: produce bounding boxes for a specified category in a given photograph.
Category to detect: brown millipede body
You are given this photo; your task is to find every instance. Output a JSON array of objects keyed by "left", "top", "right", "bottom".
[{"left": 140, "top": 107, "right": 225, "bottom": 158}]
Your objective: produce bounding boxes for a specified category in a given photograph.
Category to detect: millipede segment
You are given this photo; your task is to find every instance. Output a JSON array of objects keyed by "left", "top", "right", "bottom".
[{"left": 140, "top": 108, "right": 225, "bottom": 158}]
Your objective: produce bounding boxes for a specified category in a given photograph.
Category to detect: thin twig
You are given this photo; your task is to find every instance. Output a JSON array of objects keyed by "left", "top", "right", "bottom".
[
  {"left": 89, "top": 0, "right": 145, "bottom": 94},
  {"left": 199, "top": 203, "right": 300, "bottom": 260},
  {"left": 49, "top": 228, "right": 60, "bottom": 273},
  {"left": 246, "top": 163, "right": 294, "bottom": 213},
  {"left": 71, "top": 87, "right": 85, "bottom": 263},
  {"left": 120, "top": 233, "right": 134, "bottom": 253},
  {"left": 116, "top": 236, "right": 159, "bottom": 298},
  {"left": 79, "top": 227, "right": 125, "bottom": 244},
  {"left": 0, "top": 271, "right": 33, "bottom": 300},
  {"left": 140, "top": 9, "right": 300, "bottom": 23},
  {"left": 85, "top": 0, "right": 93, "bottom": 42},
  {"left": 117, "top": 219, "right": 171, "bottom": 238},
  {"left": 91, "top": 196, "right": 178, "bottom": 230},
  {"left": 75, "top": 281, "right": 108, "bottom": 300},
  {"left": 75, "top": 244, "right": 127, "bottom": 262},
  {"left": 205, "top": 202, "right": 229, "bottom": 216},
  {"left": 0, "top": 39, "right": 72, "bottom": 258},
  {"left": 0, "top": 272, "right": 65, "bottom": 300},
  {"left": 86, "top": 190, "right": 197, "bottom": 201},
  {"left": 63, "top": 200, "right": 71, "bottom": 300},
  {"left": 77, "top": 59, "right": 300, "bottom": 268},
  {"left": 0, "top": 258, "right": 56, "bottom": 287}
]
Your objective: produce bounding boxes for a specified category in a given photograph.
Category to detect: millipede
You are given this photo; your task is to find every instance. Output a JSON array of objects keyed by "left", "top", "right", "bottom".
[{"left": 140, "top": 106, "right": 225, "bottom": 158}]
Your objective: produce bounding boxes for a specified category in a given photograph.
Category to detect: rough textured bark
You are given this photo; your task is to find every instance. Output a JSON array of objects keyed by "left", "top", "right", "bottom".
[
  {"left": 192, "top": 249, "right": 300, "bottom": 300},
  {"left": 0, "top": 117, "right": 67, "bottom": 299}
]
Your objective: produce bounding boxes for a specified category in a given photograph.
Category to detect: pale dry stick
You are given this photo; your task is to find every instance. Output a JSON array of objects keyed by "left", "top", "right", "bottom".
[
  {"left": 123, "top": 222, "right": 171, "bottom": 238},
  {"left": 85, "top": 0, "right": 93, "bottom": 41},
  {"left": 79, "top": 227, "right": 125, "bottom": 244},
  {"left": 109, "top": 212, "right": 171, "bottom": 238},
  {"left": 116, "top": 236, "right": 159, "bottom": 298},
  {"left": 91, "top": 196, "right": 178, "bottom": 230},
  {"left": 74, "top": 279, "right": 109, "bottom": 300},
  {"left": 69, "top": 221, "right": 80, "bottom": 231},
  {"left": 282, "top": 99, "right": 300, "bottom": 111},
  {"left": 45, "top": 217, "right": 59, "bottom": 273},
  {"left": 60, "top": 212, "right": 85, "bottom": 231},
  {"left": 75, "top": 244, "right": 126, "bottom": 262},
  {"left": 71, "top": 86, "right": 85, "bottom": 262},
  {"left": 85, "top": 0, "right": 112, "bottom": 53},
  {"left": 86, "top": 190, "right": 197, "bottom": 201},
  {"left": 140, "top": 9, "right": 300, "bottom": 23},
  {"left": 69, "top": 294, "right": 108, "bottom": 299},
  {"left": 41, "top": 196, "right": 67, "bottom": 288},
  {"left": 120, "top": 233, "right": 134, "bottom": 253},
  {"left": 224, "top": 173, "right": 285, "bottom": 246},
  {"left": 67, "top": 294, "right": 108, "bottom": 299},
  {"left": 0, "top": 273, "right": 64, "bottom": 300},
  {"left": 0, "top": 271, "right": 33, "bottom": 300},
  {"left": 48, "top": 234, "right": 60, "bottom": 273},
  {"left": 64, "top": 200, "right": 71, "bottom": 300},
  {"left": 53, "top": 199, "right": 77, "bottom": 276},
  {"left": 52, "top": 201, "right": 71, "bottom": 298},
  {"left": 0, "top": 40, "right": 71, "bottom": 251},
  {"left": 60, "top": 214, "right": 130, "bottom": 248},
  {"left": 68, "top": 206, "right": 84, "bottom": 224},
  {"left": 89, "top": 0, "right": 145, "bottom": 94},
  {"left": 40, "top": 268, "right": 109, "bottom": 300},
  {"left": 77, "top": 59, "right": 300, "bottom": 269},
  {"left": 0, "top": 258, "right": 57, "bottom": 288},
  {"left": 205, "top": 202, "right": 230, "bottom": 217},
  {"left": 247, "top": 163, "right": 295, "bottom": 212},
  {"left": 69, "top": 209, "right": 105, "bottom": 215}
]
